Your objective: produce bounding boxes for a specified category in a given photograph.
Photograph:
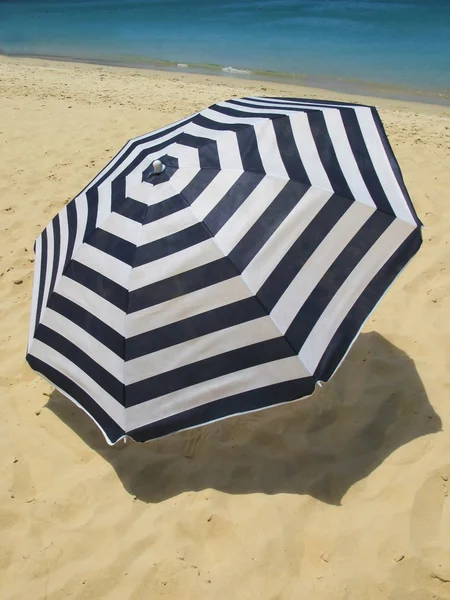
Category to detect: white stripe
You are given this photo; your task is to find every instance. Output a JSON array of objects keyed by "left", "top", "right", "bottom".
[
  {"left": 28, "top": 236, "right": 42, "bottom": 351},
  {"left": 125, "top": 316, "right": 281, "bottom": 385},
  {"left": 95, "top": 179, "right": 113, "bottom": 228},
  {"left": 73, "top": 192, "right": 88, "bottom": 261},
  {"left": 56, "top": 276, "right": 125, "bottom": 335},
  {"left": 289, "top": 113, "right": 333, "bottom": 191},
  {"left": 241, "top": 98, "right": 358, "bottom": 110},
  {"left": 217, "top": 132, "right": 243, "bottom": 170},
  {"left": 243, "top": 187, "right": 333, "bottom": 292},
  {"left": 202, "top": 107, "right": 264, "bottom": 125},
  {"left": 29, "top": 340, "right": 125, "bottom": 429},
  {"left": 84, "top": 114, "right": 194, "bottom": 192},
  {"left": 74, "top": 244, "right": 131, "bottom": 288},
  {"left": 298, "top": 218, "right": 416, "bottom": 373},
  {"left": 126, "top": 276, "right": 252, "bottom": 337},
  {"left": 42, "top": 308, "right": 124, "bottom": 381},
  {"left": 100, "top": 212, "right": 142, "bottom": 245},
  {"left": 355, "top": 107, "right": 416, "bottom": 224},
  {"left": 169, "top": 143, "right": 201, "bottom": 169},
  {"left": 55, "top": 208, "right": 69, "bottom": 297},
  {"left": 214, "top": 176, "right": 287, "bottom": 254},
  {"left": 185, "top": 169, "right": 242, "bottom": 219},
  {"left": 126, "top": 356, "right": 308, "bottom": 430},
  {"left": 129, "top": 238, "right": 223, "bottom": 291},
  {"left": 322, "top": 109, "right": 375, "bottom": 208},
  {"left": 41, "top": 222, "right": 54, "bottom": 323},
  {"left": 253, "top": 120, "right": 288, "bottom": 178},
  {"left": 127, "top": 167, "right": 199, "bottom": 205},
  {"left": 271, "top": 202, "right": 375, "bottom": 333},
  {"left": 183, "top": 124, "right": 244, "bottom": 170},
  {"left": 138, "top": 206, "right": 197, "bottom": 246},
  {"left": 89, "top": 124, "right": 188, "bottom": 196}
]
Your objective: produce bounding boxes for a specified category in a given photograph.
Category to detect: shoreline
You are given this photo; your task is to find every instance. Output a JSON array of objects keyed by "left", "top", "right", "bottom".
[{"left": 2, "top": 50, "right": 450, "bottom": 108}]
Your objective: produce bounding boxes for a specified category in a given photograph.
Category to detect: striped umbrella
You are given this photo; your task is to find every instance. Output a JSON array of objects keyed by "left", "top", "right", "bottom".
[{"left": 26, "top": 97, "right": 422, "bottom": 444}]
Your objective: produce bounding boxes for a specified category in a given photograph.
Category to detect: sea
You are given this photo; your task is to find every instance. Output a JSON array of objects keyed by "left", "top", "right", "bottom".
[{"left": 1, "top": 0, "right": 449, "bottom": 103}]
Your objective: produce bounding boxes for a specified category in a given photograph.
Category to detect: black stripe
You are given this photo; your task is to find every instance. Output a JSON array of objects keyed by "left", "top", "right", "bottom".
[
  {"left": 83, "top": 186, "right": 99, "bottom": 241},
  {"left": 49, "top": 215, "right": 61, "bottom": 297},
  {"left": 134, "top": 223, "right": 209, "bottom": 267},
  {"left": 128, "top": 257, "right": 237, "bottom": 313},
  {"left": 199, "top": 139, "right": 221, "bottom": 170},
  {"left": 181, "top": 169, "right": 220, "bottom": 204},
  {"left": 177, "top": 133, "right": 210, "bottom": 148},
  {"left": 128, "top": 377, "right": 315, "bottom": 442},
  {"left": 247, "top": 96, "right": 368, "bottom": 108},
  {"left": 86, "top": 116, "right": 195, "bottom": 193},
  {"left": 143, "top": 194, "right": 188, "bottom": 224},
  {"left": 236, "top": 126, "right": 264, "bottom": 172},
  {"left": 175, "top": 134, "right": 221, "bottom": 168},
  {"left": 369, "top": 107, "right": 422, "bottom": 226},
  {"left": 314, "top": 227, "right": 422, "bottom": 381},
  {"left": 307, "top": 111, "right": 354, "bottom": 201},
  {"left": 65, "top": 260, "right": 128, "bottom": 312},
  {"left": 126, "top": 296, "right": 267, "bottom": 360},
  {"left": 115, "top": 135, "right": 184, "bottom": 183},
  {"left": 113, "top": 196, "right": 147, "bottom": 222},
  {"left": 210, "top": 104, "right": 284, "bottom": 121},
  {"left": 34, "top": 228, "right": 48, "bottom": 336},
  {"left": 34, "top": 325, "right": 124, "bottom": 404},
  {"left": 285, "top": 211, "right": 394, "bottom": 352},
  {"left": 26, "top": 355, "right": 125, "bottom": 444},
  {"left": 203, "top": 172, "right": 264, "bottom": 235},
  {"left": 272, "top": 116, "right": 311, "bottom": 185},
  {"left": 258, "top": 194, "right": 353, "bottom": 311},
  {"left": 65, "top": 200, "right": 77, "bottom": 267},
  {"left": 85, "top": 229, "right": 136, "bottom": 266},
  {"left": 142, "top": 156, "right": 179, "bottom": 185},
  {"left": 110, "top": 176, "right": 127, "bottom": 214},
  {"left": 339, "top": 109, "right": 394, "bottom": 216},
  {"left": 193, "top": 113, "right": 253, "bottom": 132},
  {"left": 48, "top": 293, "right": 124, "bottom": 358},
  {"left": 228, "top": 180, "right": 309, "bottom": 271},
  {"left": 127, "top": 337, "right": 295, "bottom": 406}
]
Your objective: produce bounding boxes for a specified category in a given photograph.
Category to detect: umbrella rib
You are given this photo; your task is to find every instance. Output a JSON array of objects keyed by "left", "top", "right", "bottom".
[{"left": 173, "top": 185, "right": 317, "bottom": 382}]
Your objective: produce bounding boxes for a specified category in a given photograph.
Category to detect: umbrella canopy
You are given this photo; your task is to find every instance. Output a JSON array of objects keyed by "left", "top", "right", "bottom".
[{"left": 26, "top": 97, "right": 422, "bottom": 444}]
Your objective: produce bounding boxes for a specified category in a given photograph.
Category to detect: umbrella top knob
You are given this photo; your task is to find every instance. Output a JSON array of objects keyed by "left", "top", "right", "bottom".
[{"left": 151, "top": 159, "right": 165, "bottom": 174}]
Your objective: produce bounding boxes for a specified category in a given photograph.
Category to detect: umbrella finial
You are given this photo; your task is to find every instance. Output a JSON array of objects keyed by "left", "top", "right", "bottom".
[{"left": 152, "top": 159, "right": 165, "bottom": 174}]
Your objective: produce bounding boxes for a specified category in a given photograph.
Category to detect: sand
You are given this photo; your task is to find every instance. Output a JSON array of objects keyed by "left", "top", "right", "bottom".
[{"left": 1, "top": 55, "right": 450, "bottom": 600}]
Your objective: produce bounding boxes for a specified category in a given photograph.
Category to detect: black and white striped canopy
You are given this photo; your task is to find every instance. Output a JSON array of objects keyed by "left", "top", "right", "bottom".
[{"left": 27, "top": 97, "right": 422, "bottom": 444}]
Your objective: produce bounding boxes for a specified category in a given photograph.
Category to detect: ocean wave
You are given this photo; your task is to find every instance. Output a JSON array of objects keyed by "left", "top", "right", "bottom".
[
  {"left": 177, "top": 63, "right": 188, "bottom": 68},
  {"left": 221, "top": 66, "right": 251, "bottom": 74}
]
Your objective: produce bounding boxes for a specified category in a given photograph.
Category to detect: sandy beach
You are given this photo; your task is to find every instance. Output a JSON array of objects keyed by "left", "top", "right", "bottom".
[{"left": 1, "top": 55, "right": 450, "bottom": 599}]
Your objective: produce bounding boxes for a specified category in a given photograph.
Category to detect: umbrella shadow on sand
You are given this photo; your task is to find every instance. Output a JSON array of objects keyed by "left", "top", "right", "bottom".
[{"left": 46, "top": 332, "right": 441, "bottom": 505}]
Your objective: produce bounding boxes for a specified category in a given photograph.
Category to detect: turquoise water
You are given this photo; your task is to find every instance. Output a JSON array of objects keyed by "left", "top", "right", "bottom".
[{"left": 1, "top": 0, "right": 449, "bottom": 97}]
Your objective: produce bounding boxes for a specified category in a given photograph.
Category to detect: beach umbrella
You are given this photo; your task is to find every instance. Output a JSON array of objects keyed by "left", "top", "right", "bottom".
[{"left": 26, "top": 97, "right": 422, "bottom": 444}]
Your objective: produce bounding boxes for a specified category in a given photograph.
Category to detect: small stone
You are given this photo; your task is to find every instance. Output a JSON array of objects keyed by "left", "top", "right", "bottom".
[
  {"left": 440, "top": 474, "right": 448, "bottom": 482},
  {"left": 13, "top": 279, "right": 23, "bottom": 285},
  {"left": 207, "top": 514, "right": 213, "bottom": 522},
  {"left": 395, "top": 555, "right": 405, "bottom": 562},
  {"left": 35, "top": 410, "right": 41, "bottom": 416},
  {"left": 13, "top": 458, "right": 18, "bottom": 463}
]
